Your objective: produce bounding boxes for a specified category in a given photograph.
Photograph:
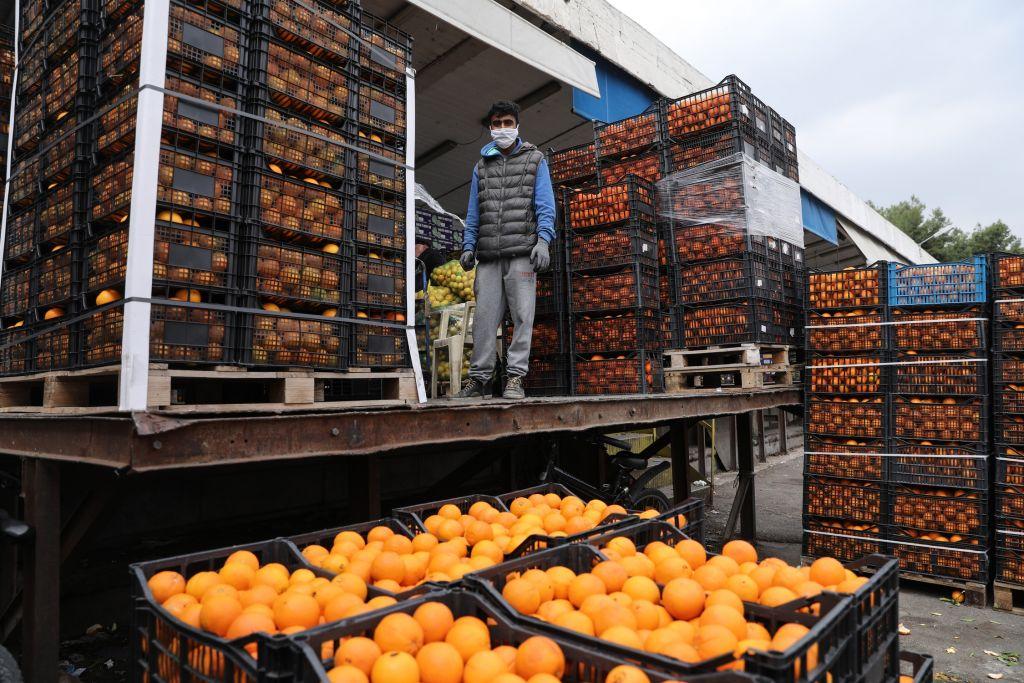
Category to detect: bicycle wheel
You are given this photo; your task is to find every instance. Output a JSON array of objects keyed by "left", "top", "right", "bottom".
[{"left": 631, "top": 488, "right": 671, "bottom": 512}]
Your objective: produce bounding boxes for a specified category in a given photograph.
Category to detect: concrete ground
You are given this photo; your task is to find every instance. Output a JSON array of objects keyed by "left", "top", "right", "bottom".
[{"left": 695, "top": 451, "right": 1024, "bottom": 683}]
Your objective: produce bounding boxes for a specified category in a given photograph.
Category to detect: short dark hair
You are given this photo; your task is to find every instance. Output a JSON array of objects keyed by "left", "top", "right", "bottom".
[{"left": 486, "top": 100, "right": 520, "bottom": 125}]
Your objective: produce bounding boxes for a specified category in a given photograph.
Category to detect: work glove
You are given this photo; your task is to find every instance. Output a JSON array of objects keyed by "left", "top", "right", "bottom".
[
  {"left": 459, "top": 250, "right": 475, "bottom": 271},
  {"left": 530, "top": 239, "right": 550, "bottom": 272}
]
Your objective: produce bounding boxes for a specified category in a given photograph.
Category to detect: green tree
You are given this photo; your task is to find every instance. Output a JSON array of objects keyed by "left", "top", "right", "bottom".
[{"left": 869, "top": 196, "right": 1021, "bottom": 261}]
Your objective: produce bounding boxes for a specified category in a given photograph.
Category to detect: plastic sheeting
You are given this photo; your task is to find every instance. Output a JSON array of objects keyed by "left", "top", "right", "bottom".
[
  {"left": 655, "top": 153, "right": 804, "bottom": 247},
  {"left": 801, "top": 189, "right": 838, "bottom": 244},
  {"left": 415, "top": 182, "right": 466, "bottom": 229}
]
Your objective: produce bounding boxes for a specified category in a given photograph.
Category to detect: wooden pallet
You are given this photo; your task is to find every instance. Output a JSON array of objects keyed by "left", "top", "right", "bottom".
[
  {"left": 664, "top": 364, "right": 795, "bottom": 392},
  {"left": 663, "top": 343, "right": 791, "bottom": 370},
  {"left": 994, "top": 581, "right": 1024, "bottom": 615},
  {"left": 897, "top": 570, "right": 990, "bottom": 607},
  {"left": 0, "top": 364, "right": 418, "bottom": 412}
]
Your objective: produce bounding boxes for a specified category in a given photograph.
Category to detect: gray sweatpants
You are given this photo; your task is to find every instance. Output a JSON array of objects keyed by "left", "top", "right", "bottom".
[{"left": 470, "top": 255, "right": 536, "bottom": 381}]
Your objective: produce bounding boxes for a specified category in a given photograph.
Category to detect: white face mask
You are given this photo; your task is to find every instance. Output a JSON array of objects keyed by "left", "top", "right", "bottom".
[{"left": 491, "top": 126, "right": 519, "bottom": 149}]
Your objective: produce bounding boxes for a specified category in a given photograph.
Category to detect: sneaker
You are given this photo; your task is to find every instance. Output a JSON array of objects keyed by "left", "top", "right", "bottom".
[
  {"left": 451, "top": 377, "right": 487, "bottom": 399},
  {"left": 502, "top": 375, "right": 526, "bottom": 400}
]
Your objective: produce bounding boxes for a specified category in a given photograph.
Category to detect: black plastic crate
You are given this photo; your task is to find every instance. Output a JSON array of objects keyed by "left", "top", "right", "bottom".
[
  {"left": 675, "top": 253, "right": 785, "bottom": 305},
  {"left": 889, "top": 540, "right": 989, "bottom": 584},
  {"left": 804, "top": 437, "right": 885, "bottom": 481},
  {"left": 350, "top": 320, "right": 408, "bottom": 369},
  {"left": 265, "top": 0, "right": 358, "bottom": 66},
  {"left": 251, "top": 106, "right": 354, "bottom": 183},
  {"left": 679, "top": 300, "right": 801, "bottom": 348},
  {"left": 80, "top": 304, "right": 124, "bottom": 366},
  {"left": 549, "top": 141, "right": 596, "bottom": 185},
  {"left": 37, "top": 180, "right": 77, "bottom": 248},
  {"left": 355, "top": 81, "right": 406, "bottom": 147},
  {"left": 994, "top": 320, "right": 1024, "bottom": 352},
  {"left": 572, "top": 350, "right": 663, "bottom": 395},
  {"left": 839, "top": 554, "right": 900, "bottom": 683},
  {"left": 34, "top": 247, "right": 74, "bottom": 311},
  {"left": 807, "top": 262, "right": 887, "bottom": 311},
  {"left": 249, "top": 162, "right": 349, "bottom": 246},
  {"left": 352, "top": 137, "right": 406, "bottom": 198},
  {"left": 565, "top": 175, "right": 655, "bottom": 230},
  {"left": 806, "top": 352, "right": 887, "bottom": 395},
  {"left": 505, "top": 314, "right": 565, "bottom": 357},
  {"left": 892, "top": 396, "right": 988, "bottom": 444},
  {"left": 37, "top": 118, "right": 79, "bottom": 185},
  {"left": 889, "top": 483, "right": 989, "bottom": 545},
  {"left": 995, "top": 530, "right": 1024, "bottom": 585},
  {"left": 997, "top": 456, "right": 1024, "bottom": 487},
  {"left": 889, "top": 306, "right": 987, "bottom": 352},
  {"left": 571, "top": 308, "right": 662, "bottom": 354},
  {"left": 393, "top": 493, "right": 508, "bottom": 533},
  {"left": 804, "top": 475, "right": 885, "bottom": 523},
  {"left": 998, "top": 415, "right": 1024, "bottom": 446},
  {"left": 251, "top": 239, "right": 350, "bottom": 311},
  {"left": 663, "top": 123, "right": 754, "bottom": 173},
  {"left": 242, "top": 310, "right": 347, "bottom": 369},
  {"left": 465, "top": 544, "right": 855, "bottom": 683},
  {"left": 0, "top": 324, "right": 32, "bottom": 375},
  {"left": 8, "top": 156, "right": 41, "bottom": 211},
  {"left": 598, "top": 147, "right": 664, "bottom": 186},
  {"left": 899, "top": 650, "right": 935, "bottom": 683},
  {"left": 0, "top": 264, "right": 33, "bottom": 320},
  {"left": 523, "top": 353, "right": 570, "bottom": 397},
  {"left": 354, "top": 253, "right": 405, "bottom": 310},
  {"left": 891, "top": 352, "right": 987, "bottom": 396},
  {"left": 802, "top": 516, "right": 885, "bottom": 563},
  {"left": 992, "top": 252, "right": 1024, "bottom": 294},
  {"left": 805, "top": 396, "right": 888, "bottom": 440},
  {"left": 167, "top": 1, "right": 245, "bottom": 88},
  {"left": 535, "top": 269, "right": 566, "bottom": 318},
  {"left": 31, "top": 318, "right": 77, "bottom": 372},
  {"left": 889, "top": 439, "right": 989, "bottom": 490},
  {"left": 4, "top": 206, "right": 38, "bottom": 264},
  {"left": 357, "top": 11, "right": 412, "bottom": 89},
  {"left": 994, "top": 352, "right": 1024, "bottom": 383},
  {"left": 594, "top": 104, "right": 662, "bottom": 160},
  {"left": 805, "top": 309, "right": 887, "bottom": 353},
  {"left": 568, "top": 218, "right": 657, "bottom": 272},
  {"left": 570, "top": 263, "right": 658, "bottom": 313},
  {"left": 354, "top": 196, "right": 404, "bottom": 251},
  {"left": 997, "top": 484, "right": 1024, "bottom": 522},
  {"left": 150, "top": 302, "right": 233, "bottom": 364}
]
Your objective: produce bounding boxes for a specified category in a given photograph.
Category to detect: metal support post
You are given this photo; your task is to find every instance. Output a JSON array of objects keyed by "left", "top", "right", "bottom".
[
  {"left": 119, "top": 0, "right": 170, "bottom": 410},
  {"left": 723, "top": 411, "right": 757, "bottom": 541},
  {"left": 349, "top": 456, "right": 381, "bottom": 519},
  {"left": 669, "top": 420, "right": 690, "bottom": 503},
  {"left": 22, "top": 459, "right": 60, "bottom": 683},
  {"left": 778, "top": 408, "right": 789, "bottom": 453},
  {"left": 756, "top": 409, "right": 766, "bottom": 462}
]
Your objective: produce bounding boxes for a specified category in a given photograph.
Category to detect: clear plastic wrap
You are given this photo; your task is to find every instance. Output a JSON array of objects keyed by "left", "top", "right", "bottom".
[{"left": 655, "top": 152, "right": 803, "bottom": 247}]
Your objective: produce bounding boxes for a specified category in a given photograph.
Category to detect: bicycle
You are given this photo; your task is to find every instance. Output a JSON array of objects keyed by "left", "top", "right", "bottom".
[
  {"left": 539, "top": 434, "right": 672, "bottom": 512},
  {"left": 0, "top": 508, "right": 29, "bottom": 683}
]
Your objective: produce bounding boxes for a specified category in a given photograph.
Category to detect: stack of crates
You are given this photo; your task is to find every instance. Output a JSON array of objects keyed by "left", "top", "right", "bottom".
[
  {"left": 1, "top": 26, "right": 12, "bottom": 196},
  {"left": 885, "top": 257, "right": 991, "bottom": 585},
  {"left": 659, "top": 158, "right": 804, "bottom": 352},
  {"left": 565, "top": 176, "right": 663, "bottom": 395},
  {"left": 992, "top": 253, "right": 1024, "bottom": 590},
  {"left": 0, "top": 0, "right": 99, "bottom": 373},
  {"left": 0, "top": 0, "right": 414, "bottom": 379},
  {"left": 802, "top": 263, "right": 890, "bottom": 564}
]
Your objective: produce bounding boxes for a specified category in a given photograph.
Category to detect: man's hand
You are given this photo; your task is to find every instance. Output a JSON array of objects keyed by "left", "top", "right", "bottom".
[
  {"left": 530, "top": 239, "right": 550, "bottom": 272},
  {"left": 459, "top": 250, "right": 475, "bottom": 271}
]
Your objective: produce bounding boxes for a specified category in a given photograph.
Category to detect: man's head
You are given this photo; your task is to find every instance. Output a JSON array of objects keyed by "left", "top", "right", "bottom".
[{"left": 487, "top": 100, "right": 520, "bottom": 149}]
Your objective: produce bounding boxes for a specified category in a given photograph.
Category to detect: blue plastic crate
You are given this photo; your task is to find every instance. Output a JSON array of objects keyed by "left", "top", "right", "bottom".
[{"left": 888, "top": 256, "right": 987, "bottom": 307}]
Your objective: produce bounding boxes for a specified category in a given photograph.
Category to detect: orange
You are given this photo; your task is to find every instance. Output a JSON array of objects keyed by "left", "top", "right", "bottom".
[
  {"left": 605, "top": 537, "right": 636, "bottom": 557},
  {"left": 722, "top": 540, "right": 758, "bottom": 565},
  {"left": 658, "top": 641, "right": 701, "bottom": 663},
  {"left": 503, "top": 578, "right": 541, "bottom": 615},
  {"left": 252, "top": 566, "right": 289, "bottom": 594},
  {"left": 416, "top": 642, "right": 463, "bottom": 683},
  {"left": 370, "top": 650, "right": 418, "bottom": 683},
  {"left": 735, "top": 638, "right": 771, "bottom": 657},
  {"left": 699, "top": 605, "right": 747, "bottom": 640},
  {"left": 662, "top": 578, "right": 705, "bottom": 620},
  {"left": 809, "top": 557, "right": 846, "bottom": 587},
  {"left": 179, "top": 603, "right": 202, "bottom": 628},
  {"left": 366, "top": 596, "right": 398, "bottom": 611},
  {"left": 746, "top": 622, "right": 771, "bottom": 641},
  {"left": 600, "top": 625, "right": 644, "bottom": 650},
  {"left": 412, "top": 533, "right": 439, "bottom": 554},
  {"left": 437, "top": 519, "right": 464, "bottom": 542},
  {"left": 219, "top": 563, "right": 255, "bottom": 591},
  {"left": 371, "top": 552, "right": 406, "bottom": 584},
  {"left": 666, "top": 619, "right": 697, "bottom": 643},
  {"left": 463, "top": 650, "right": 507, "bottom": 683},
  {"left": 239, "top": 584, "right": 278, "bottom": 608},
  {"left": 465, "top": 521, "right": 493, "bottom": 546},
  {"left": 374, "top": 613, "right": 424, "bottom": 655},
  {"left": 326, "top": 664, "right": 369, "bottom": 683},
  {"left": 493, "top": 645, "right": 518, "bottom": 671},
  {"left": 367, "top": 526, "right": 395, "bottom": 544},
  {"left": 706, "top": 589, "right": 745, "bottom": 614},
  {"left": 243, "top": 603, "right": 274, "bottom": 619},
  {"left": 225, "top": 612, "right": 276, "bottom": 639},
  {"left": 749, "top": 566, "right": 776, "bottom": 593},
  {"left": 793, "top": 581, "right": 823, "bottom": 598},
  {"left": 621, "top": 575, "right": 659, "bottom": 603},
  {"left": 836, "top": 576, "right": 869, "bottom": 594},
  {"left": 726, "top": 574, "right": 759, "bottom": 602},
  {"left": 290, "top": 568, "right": 316, "bottom": 585},
  {"left": 552, "top": 609, "right": 595, "bottom": 635},
  {"left": 335, "top": 637, "right": 381, "bottom": 675},
  {"left": 526, "top": 675, "right": 560, "bottom": 683},
  {"left": 383, "top": 535, "right": 413, "bottom": 555},
  {"left": 706, "top": 555, "right": 740, "bottom": 577},
  {"left": 693, "top": 564, "right": 728, "bottom": 591},
  {"left": 772, "top": 566, "right": 804, "bottom": 590},
  {"left": 694, "top": 624, "right": 738, "bottom": 660},
  {"left": 273, "top": 592, "right": 320, "bottom": 630},
  {"left": 161, "top": 593, "right": 197, "bottom": 617},
  {"left": 675, "top": 539, "right": 706, "bottom": 569},
  {"left": 225, "top": 550, "right": 260, "bottom": 571},
  {"left": 644, "top": 627, "right": 683, "bottom": 653},
  {"left": 186, "top": 571, "right": 224, "bottom": 601},
  {"left": 445, "top": 616, "right": 490, "bottom": 661},
  {"left": 491, "top": 675, "right": 526, "bottom": 683},
  {"left": 199, "top": 594, "right": 242, "bottom": 636},
  {"left": 332, "top": 572, "right": 369, "bottom": 600},
  {"left": 592, "top": 561, "right": 628, "bottom": 592},
  {"left": 149, "top": 571, "right": 187, "bottom": 604},
  {"left": 620, "top": 555, "right": 655, "bottom": 579},
  {"left": 567, "top": 573, "right": 606, "bottom": 607},
  {"left": 515, "top": 636, "right": 565, "bottom": 679},
  {"left": 592, "top": 603, "right": 638, "bottom": 636},
  {"left": 644, "top": 543, "right": 678, "bottom": 566},
  {"left": 580, "top": 594, "right": 614, "bottom": 620},
  {"left": 654, "top": 557, "right": 692, "bottom": 584},
  {"left": 413, "top": 601, "right": 454, "bottom": 643},
  {"left": 630, "top": 599, "right": 660, "bottom": 631},
  {"left": 438, "top": 503, "right": 462, "bottom": 520},
  {"left": 759, "top": 586, "right": 798, "bottom": 607},
  {"left": 521, "top": 569, "right": 556, "bottom": 603},
  {"left": 605, "top": 665, "right": 651, "bottom": 683},
  {"left": 323, "top": 593, "right": 365, "bottom": 622},
  {"left": 546, "top": 566, "right": 575, "bottom": 599}
]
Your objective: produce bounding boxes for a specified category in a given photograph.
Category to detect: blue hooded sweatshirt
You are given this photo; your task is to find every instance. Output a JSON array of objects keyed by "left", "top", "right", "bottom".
[{"left": 462, "top": 139, "right": 556, "bottom": 254}]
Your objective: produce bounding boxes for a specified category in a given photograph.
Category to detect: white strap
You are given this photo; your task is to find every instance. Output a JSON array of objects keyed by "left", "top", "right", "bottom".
[
  {"left": 807, "top": 452, "right": 987, "bottom": 460},
  {"left": 808, "top": 358, "right": 986, "bottom": 370},
  {"left": 804, "top": 529, "right": 989, "bottom": 554},
  {"left": 807, "top": 317, "right": 987, "bottom": 330}
]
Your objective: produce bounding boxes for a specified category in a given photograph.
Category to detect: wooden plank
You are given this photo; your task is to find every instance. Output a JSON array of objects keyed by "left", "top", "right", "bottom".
[
  {"left": 899, "top": 571, "right": 989, "bottom": 607},
  {"left": 663, "top": 344, "right": 790, "bottom": 370},
  {"left": 993, "top": 581, "right": 1024, "bottom": 615}
]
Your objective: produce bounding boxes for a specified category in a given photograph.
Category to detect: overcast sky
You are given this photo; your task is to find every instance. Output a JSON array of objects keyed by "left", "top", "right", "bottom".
[{"left": 608, "top": 0, "right": 1024, "bottom": 236}]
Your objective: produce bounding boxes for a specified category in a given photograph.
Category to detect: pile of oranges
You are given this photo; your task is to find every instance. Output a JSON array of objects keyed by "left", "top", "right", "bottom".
[
  {"left": 146, "top": 548, "right": 395, "bottom": 652},
  {"left": 320, "top": 600, "right": 664, "bottom": 683},
  {"left": 298, "top": 493, "right": 669, "bottom": 593},
  {"left": 497, "top": 536, "right": 866, "bottom": 671}
]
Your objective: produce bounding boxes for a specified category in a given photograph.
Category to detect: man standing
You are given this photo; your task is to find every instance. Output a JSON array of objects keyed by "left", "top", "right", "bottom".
[{"left": 452, "top": 100, "right": 556, "bottom": 399}]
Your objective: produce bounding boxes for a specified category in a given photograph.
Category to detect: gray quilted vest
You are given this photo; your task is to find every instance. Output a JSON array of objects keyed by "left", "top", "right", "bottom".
[{"left": 474, "top": 142, "right": 544, "bottom": 261}]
